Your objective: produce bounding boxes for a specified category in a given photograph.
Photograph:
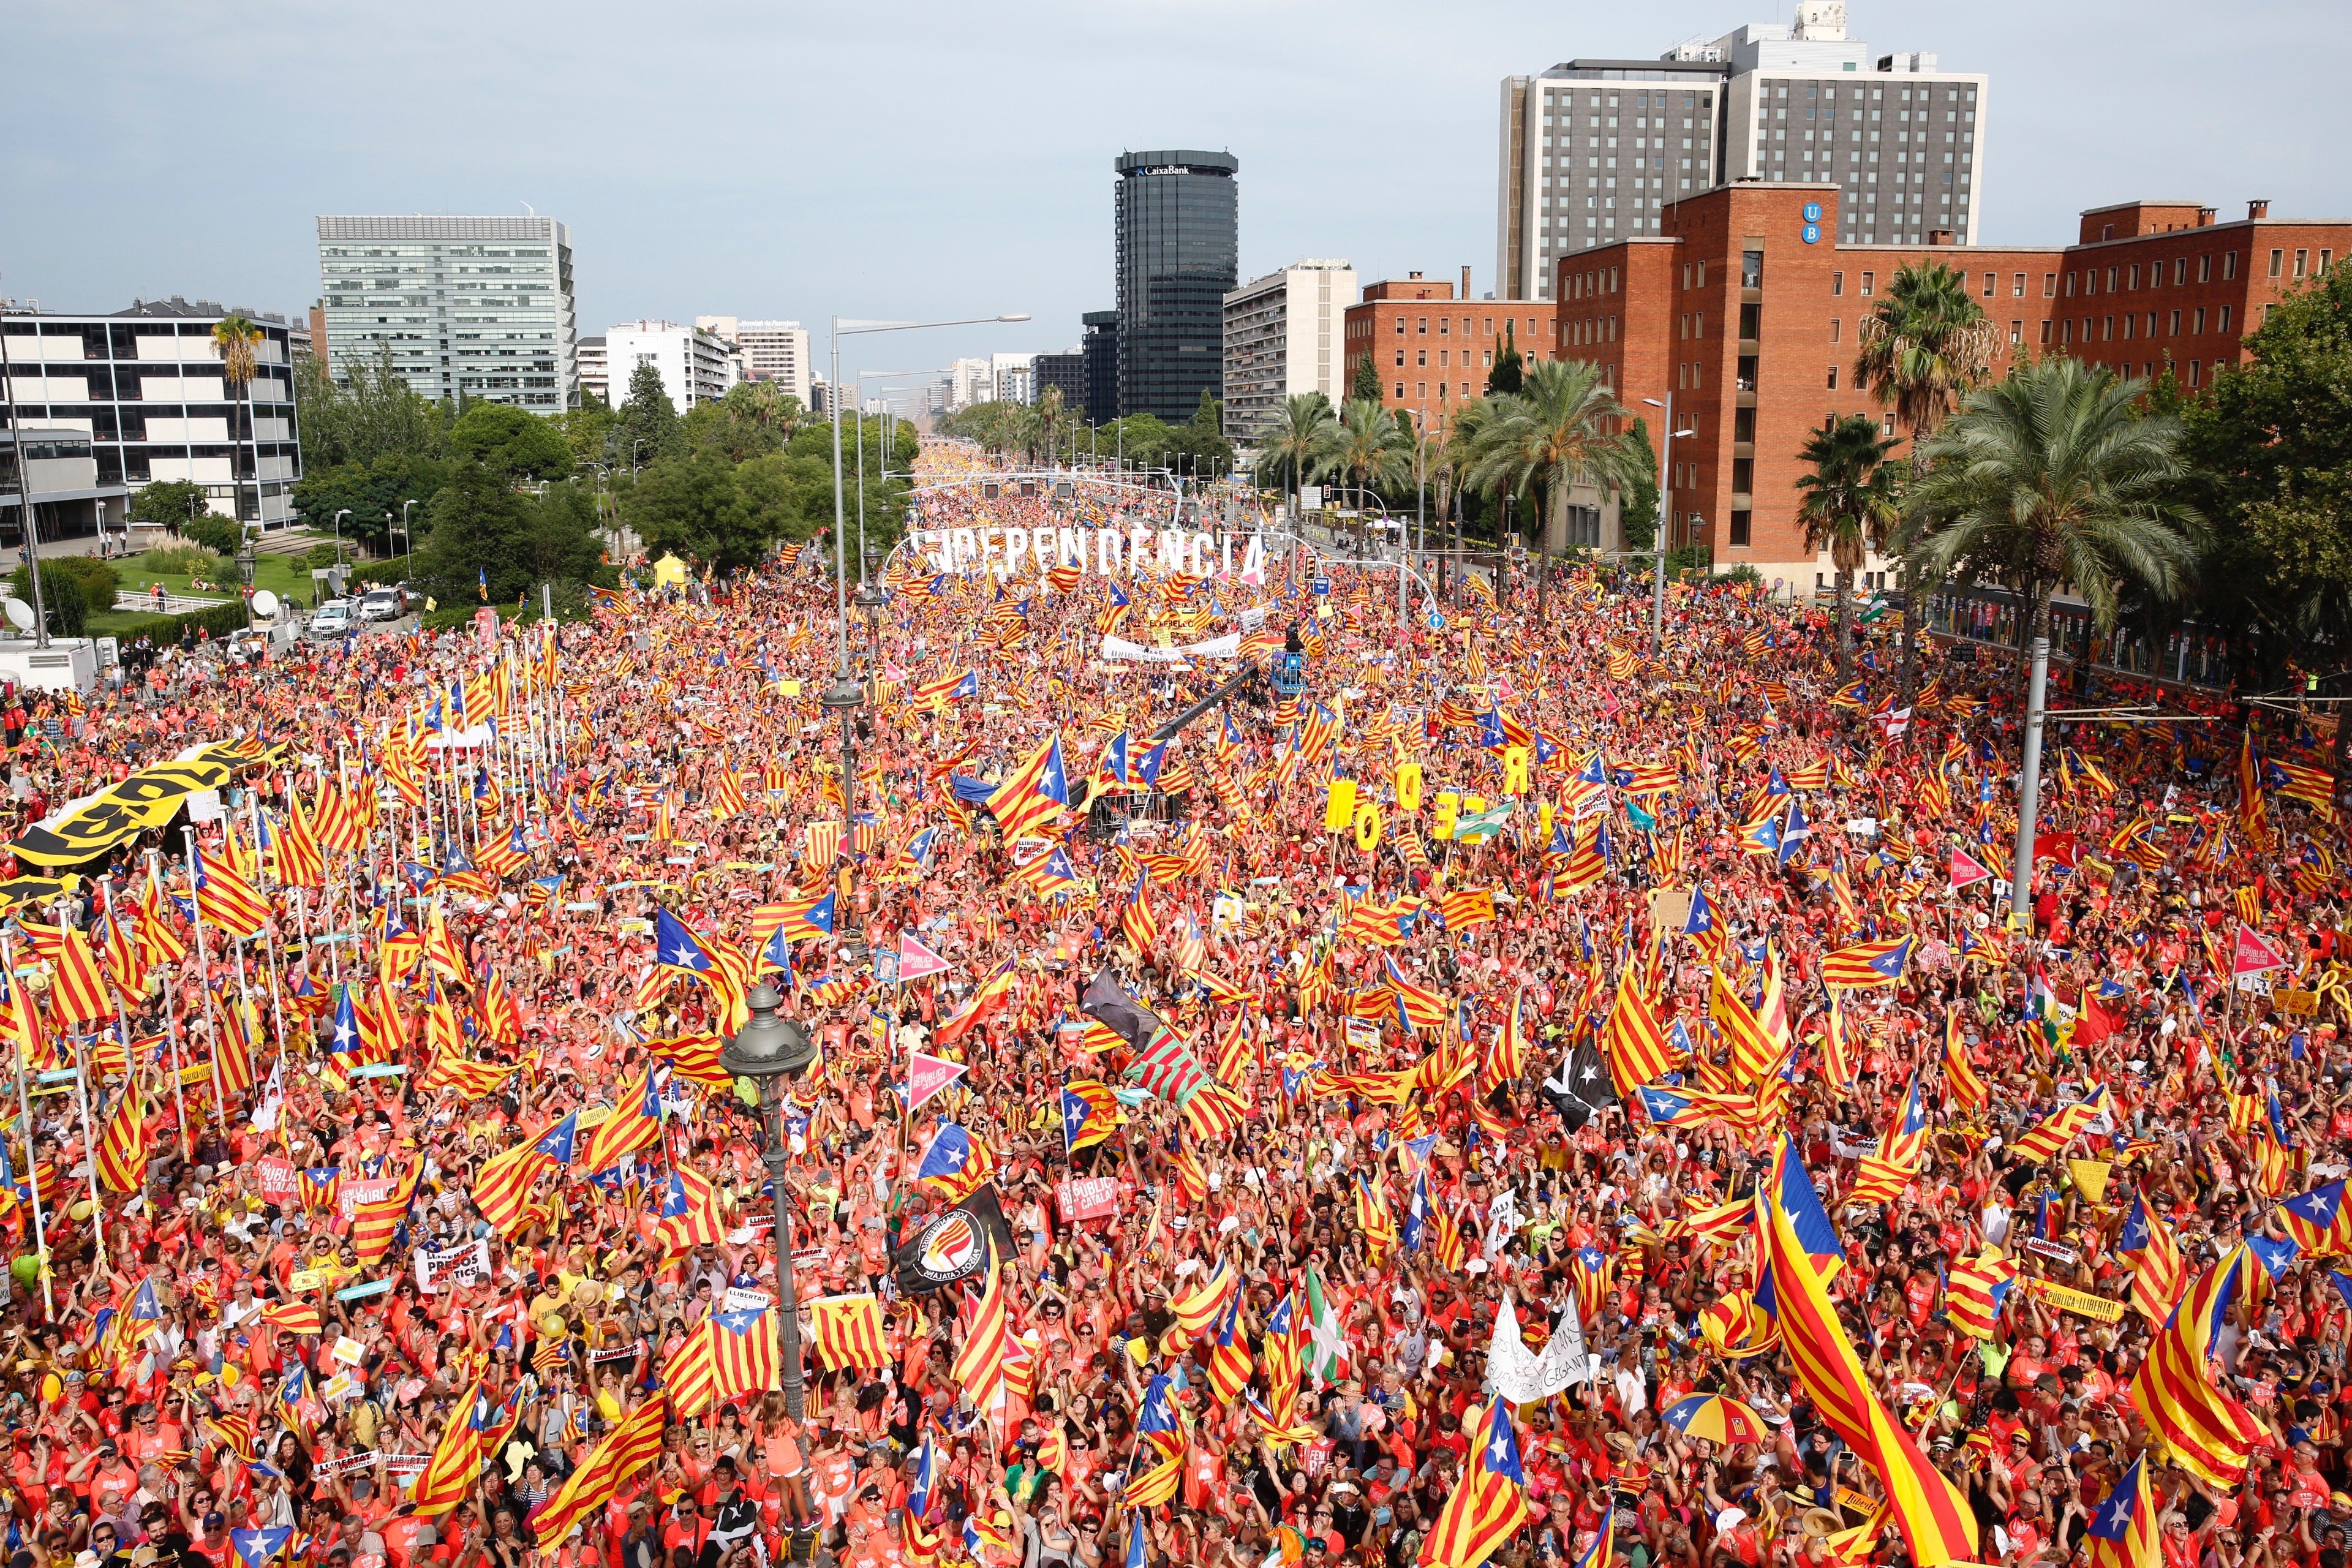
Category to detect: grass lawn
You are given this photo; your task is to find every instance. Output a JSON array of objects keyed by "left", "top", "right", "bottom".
[{"left": 85, "top": 532, "right": 365, "bottom": 635}]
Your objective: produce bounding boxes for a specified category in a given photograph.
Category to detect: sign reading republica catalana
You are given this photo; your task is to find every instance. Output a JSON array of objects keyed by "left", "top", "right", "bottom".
[{"left": 910, "top": 525, "right": 1268, "bottom": 583}]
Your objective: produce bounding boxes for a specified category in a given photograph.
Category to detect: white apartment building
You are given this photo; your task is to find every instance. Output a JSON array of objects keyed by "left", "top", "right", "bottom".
[
  {"left": 992, "top": 352, "right": 1035, "bottom": 406},
  {"left": 1494, "top": 1, "right": 1987, "bottom": 299},
  {"left": 948, "top": 358, "right": 993, "bottom": 412},
  {"left": 576, "top": 336, "right": 608, "bottom": 405},
  {"left": 605, "top": 320, "right": 741, "bottom": 410},
  {"left": 1221, "top": 258, "right": 1355, "bottom": 445},
  {"left": 696, "top": 318, "right": 812, "bottom": 409}
]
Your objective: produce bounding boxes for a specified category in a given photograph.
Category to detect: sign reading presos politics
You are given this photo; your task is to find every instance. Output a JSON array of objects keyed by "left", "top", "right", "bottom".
[{"left": 910, "top": 525, "right": 1268, "bottom": 584}]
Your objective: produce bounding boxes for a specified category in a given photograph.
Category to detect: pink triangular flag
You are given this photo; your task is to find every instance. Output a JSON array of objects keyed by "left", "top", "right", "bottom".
[
  {"left": 2232, "top": 924, "right": 2286, "bottom": 977},
  {"left": 1948, "top": 846, "right": 1992, "bottom": 892},
  {"left": 905, "top": 1051, "right": 968, "bottom": 1111},
  {"left": 896, "top": 932, "right": 954, "bottom": 982}
]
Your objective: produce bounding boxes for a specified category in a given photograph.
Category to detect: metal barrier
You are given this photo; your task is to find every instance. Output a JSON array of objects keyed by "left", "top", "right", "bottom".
[
  {"left": 1921, "top": 586, "right": 2243, "bottom": 692},
  {"left": 115, "top": 589, "right": 233, "bottom": 614}
]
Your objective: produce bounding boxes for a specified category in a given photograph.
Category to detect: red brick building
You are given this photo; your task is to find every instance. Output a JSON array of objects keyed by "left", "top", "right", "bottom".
[
  {"left": 1554, "top": 184, "right": 2348, "bottom": 587},
  {"left": 1343, "top": 270, "right": 1555, "bottom": 437}
]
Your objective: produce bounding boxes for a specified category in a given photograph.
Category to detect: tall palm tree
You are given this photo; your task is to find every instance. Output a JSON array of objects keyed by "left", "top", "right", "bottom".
[
  {"left": 1312, "top": 399, "right": 1411, "bottom": 516},
  {"left": 1854, "top": 262, "right": 2002, "bottom": 700},
  {"left": 1899, "top": 356, "right": 2206, "bottom": 943},
  {"left": 1252, "top": 393, "right": 1336, "bottom": 520},
  {"left": 1441, "top": 398, "right": 1494, "bottom": 603},
  {"left": 1466, "top": 359, "right": 1650, "bottom": 616},
  {"left": 1795, "top": 415, "right": 1902, "bottom": 677},
  {"left": 211, "top": 313, "right": 265, "bottom": 534}
]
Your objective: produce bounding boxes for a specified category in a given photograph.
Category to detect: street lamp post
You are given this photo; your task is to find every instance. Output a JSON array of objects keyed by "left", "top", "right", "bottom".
[
  {"left": 1638, "top": 394, "right": 1695, "bottom": 660},
  {"left": 719, "top": 984, "right": 820, "bottom": 1445},
  {"left": 400, "top": 499, "right": 418, "bottom": 582}
]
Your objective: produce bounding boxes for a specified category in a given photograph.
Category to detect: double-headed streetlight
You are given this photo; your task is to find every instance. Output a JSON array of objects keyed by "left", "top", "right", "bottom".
[
  {"left": 1640, "top": 395, "right": 1697, "bottom": 658},
  {"left": 720, "top": 982, "right": 820, "bottom": 1444},
  {"left": 826, "top": 314, "right": 1027, "bottom": 821}
]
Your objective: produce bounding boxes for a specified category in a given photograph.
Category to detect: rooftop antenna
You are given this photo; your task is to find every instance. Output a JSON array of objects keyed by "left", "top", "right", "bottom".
[{"left": 521, "top": 201, "right": 536, "bottom": 217}]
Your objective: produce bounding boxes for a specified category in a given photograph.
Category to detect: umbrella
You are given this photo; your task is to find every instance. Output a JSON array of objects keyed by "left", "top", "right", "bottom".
[{"left": 1661, "top": 1391, "right": 1770, "bottom": 1447}]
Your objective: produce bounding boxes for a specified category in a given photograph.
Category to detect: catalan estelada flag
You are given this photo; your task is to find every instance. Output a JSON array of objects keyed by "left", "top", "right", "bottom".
[
  {"left": 985, "top": 733, "right": 1069, "bottom": 842},
  {"left": 949, "top": 1256, "right": 1012, "bottom": 1408},
  {"left": 2117, "top": 1191, "right": 2186, "bottom": 1324},
  {"left": 579, "top": 1063, "right": 663, "bottom": 1174},
  {"left": 409, "top": 1381, "right": 486, "bottom": 1517},
  {"left": 529, "top": 1398, "right": 664, "bottom": 1543},
  {"left": 1601, "top": 971, "right": 1684, "bottom": 1096},
  {"left": 1757, "top": 1144, "right": 1978, "bottom": 1566},
  {"left": 2129, "top": 1247, "right": 2273, "bottom": 1487},
  {"left": 2085, "top": 1455, "right": 2161, "bottom": 1568},
  {"left": 349, "top": 1160, "right": 421, "bottom": 1267},
  {"left": 2279, "top": 1178, "right": 2352, "bottom": 1257},
  {"left": 1417, "top": 1396, "right": 1529, "bottom": 1568},
  {"left": 1820, "top": 935, "right": 1912, "bottom": 988},
  {"left": 707, "top": 1303, "right": 780, "bottom": 1402},
  {"left": 651, "top": 1164, "right": 726, "bottom": 1251}
]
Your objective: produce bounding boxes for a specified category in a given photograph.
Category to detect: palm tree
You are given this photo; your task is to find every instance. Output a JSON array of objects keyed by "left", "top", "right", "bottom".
[
  {"left": 1795, "top": 415, "right": 1902, "bottom": 677},
  {"left": 1853, "top": 262, "right": 2002, "bottom": 700},
  {"left": 1253, "top": 393, "right": 1336, "bottom": 520},
  {"left": 1899, "top": 355, "right": 2206, "bottom": 938},
  {"left": 211, "top": 312, "right": 266, "bottom": 534},
  {"left": 1465, "top": 359, "right": 1650, "bottom": 616},
  {"left": 1441, "top": 398, "right": 1494, "bottom": 603},
  {"left": 1312, "top": 399, "right": 1411, "bottom": 519}
]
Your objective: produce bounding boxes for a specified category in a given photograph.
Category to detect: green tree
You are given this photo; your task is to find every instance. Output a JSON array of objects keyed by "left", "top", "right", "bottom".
[
  {"left": 291, "top": 453, "right": 451, "bottom": 554},
  {"left": 619, "top": 451, "right": 782, "bottom": 573},
  {"left": 614, "top": 363, "right": 681, "bottom": 466},
  {"left": 1167, "top": 389, "right": 1234, "bottom": 479},
  {"left": 1854, "top": 261, "right": 2002, "bottom": 698},
  {"left": 448, "top": 403, "right": 573, "bottom": 480},
  {"left": 1098, "top": 413, "right": 1171, "bottom": 472},
  {"left": 1899, "top": 357, "right": 2206, "bottom": 899},
  {"left": 683, "top": 381, "right": 804, "bottom": 463},
  {"left": 128, "top": 479, "right": 211, "bottom": 532},
  {"left": 294, "top": 341, "right": 447, "bottom": 472},
  {"left": 1351, "top": 349, "right": 1384, "bottom": 406},
  {"left": 1795, "top": 415, "right": 1902, "bottom": 676},
  {"left": 560, "top": 402, "right": 619, "bottom": 467},
  {"left": 1466, "top": 358, "right": 1649, "bottom": 616},
  {"left": 1487, "top": 323, "right": 1525, "bottom": 396},
  {"left": 1313, "top": 399, "right": 1411, "bottom": 512},
  {"left": 417, "top": 461, "right": 538, "bottom": 606},
  {"left": 211, "top": 314, "right": 265, "bottom": 530},
  {"left": 9, "top": 564, "right": 87, "bottom": 638},
  {"left": 1253, "top": 393, "right": 1336, "bottom": 516},
  {"left": 2181, "top": 263, "right": 2352, "bottom": 678},
  {"left": 1615, "top": 416, "right": 1661, "bottom": 554}
]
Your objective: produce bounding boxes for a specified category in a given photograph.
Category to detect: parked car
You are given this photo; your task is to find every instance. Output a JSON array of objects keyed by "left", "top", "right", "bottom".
[
  {"left": 307, "top": 600, "right": 356, "bottom": 639},
  {"left": 359, "top": 586, "right": 407, "bottom": 622}
]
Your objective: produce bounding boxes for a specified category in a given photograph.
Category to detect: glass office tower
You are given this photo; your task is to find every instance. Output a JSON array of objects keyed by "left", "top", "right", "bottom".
[{"left": 1114, "top": 151, "right": 1238, "bottom": 423}]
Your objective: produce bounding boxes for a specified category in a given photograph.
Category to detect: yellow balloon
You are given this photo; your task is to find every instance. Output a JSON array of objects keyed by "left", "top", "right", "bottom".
[
  {"left": 1396, "top": 762, "right": 1424, "bottom": 814},
  {"left": 1353, "top": 802, "right": 1383, "bottom": 853},
  {"left": 67, "top": 1200, "right": 92, "bottom": 1223},
  {"left": 37, "top": 1373, "right": 58, "bottom": 1404}
]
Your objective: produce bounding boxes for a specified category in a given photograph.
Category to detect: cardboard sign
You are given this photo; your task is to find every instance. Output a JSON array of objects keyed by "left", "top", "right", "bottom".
[
  {"left": 415, "top": 1238, "right": 493, "bottom": 1294},
  {"left": 1055, "top": 1176, "right": 1120, "bottom": 1223},
  {"left": 339, "top": 1177, "right": 395, "bottom": 1221},
  {"left": 255, "top": 1156, "right": 298, "bottom": 1204},
  {"left": 2024, "top": 1278, "right": 2125, "bottom": 1323},
  {"left": 331, "top": 1336, "right": 366, "bottom": 1366},
  {"left": 722, "top": 1286, "right": 774, "bottom": 1313},
  {"left": 2278, "top": 988, "right": 2320, "bottom": 1017},
  {"left": 2022, "top": 1237, "right": 2080, "bottom": 1267}
]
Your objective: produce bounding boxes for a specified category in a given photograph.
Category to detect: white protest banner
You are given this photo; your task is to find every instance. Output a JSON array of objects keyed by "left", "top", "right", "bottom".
[{"left": 415, "top": 1238, "right": 494, "bottom": 1294}]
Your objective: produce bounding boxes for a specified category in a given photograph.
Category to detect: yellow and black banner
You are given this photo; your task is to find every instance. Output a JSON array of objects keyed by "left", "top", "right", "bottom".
[
  {"left": 9, "top": 758, "right": 233, "bottom": 867},
  {"left": 0, "top": 874, "right": 80, "bottom": 918}
]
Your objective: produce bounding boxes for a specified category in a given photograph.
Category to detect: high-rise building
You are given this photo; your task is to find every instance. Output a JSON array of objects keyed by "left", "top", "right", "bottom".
[
  {"left": 576, "top": 336, "right": 608, "bottom": 405},
  {"left": 1496, "top": 2, "right": 1985, "bottom": 300},
  {"left": 948, "top": 358, "right": 995, "bottom": 412},
  {"left": 1032, "top": 349, "right": 1087, "bottom": 414},
  {"left": 696, "top": 317, "right": 812, "bottom": 408},
  {"left": 315, "top": 214, "right": 578, "bottom": 409},
  {"left": 1343, "top": 273, "right": 1558, "bottom": 441},
  {"left": 992, "top": 352, "right": 1036, "bottom": 406},
  {"left": 605, "top": 320, "right": 740, "bottom": 410},
  {"left": 1548, "top": 186, "right": 2345, "bottom": 581},
  {"left": 1, "top": 297, "right": 304, "bottom": 536},
  {"left": 1115, "top": 150, "right": 1239, "bottom": 421},
  {"left": 1080, "top": 311, "right": 1120, "bottom": 427},
  {"left": 1221, "top": 259, "right": 1357, "bottom": 445}
]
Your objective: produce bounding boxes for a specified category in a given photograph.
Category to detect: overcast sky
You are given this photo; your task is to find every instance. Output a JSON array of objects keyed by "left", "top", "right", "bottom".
[{"left": 4, "top": 0, "right": 2346, "bottom": 384}]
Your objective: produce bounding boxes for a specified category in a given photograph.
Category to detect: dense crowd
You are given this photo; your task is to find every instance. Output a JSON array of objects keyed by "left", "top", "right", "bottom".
[{"left": 0, "top": 439, "right": 2337, "bottom": 1568}]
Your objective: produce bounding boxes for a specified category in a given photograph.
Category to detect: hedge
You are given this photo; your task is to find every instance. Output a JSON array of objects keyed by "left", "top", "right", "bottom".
[{"left": 104, "top": 601, "right": 259, "bottom": 647}]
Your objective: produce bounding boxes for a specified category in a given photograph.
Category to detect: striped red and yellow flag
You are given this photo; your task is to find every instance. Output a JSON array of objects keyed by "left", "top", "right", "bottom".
[
  {"left": 808, "top": 1294, "right": 891, "bottom": 1371},
  {"left": 25, "top": 922, "right": 115, "bottom": 1030},
  {"left": 2128, "top": 1248, "right": 2268, "bottom": 1488},
  {"left": 707, "top": 1303, "right": 780, "bottom": 1403},
  {"left": 409, "top": 1380, "right": 486, "bottom": 1517},
  {"left": 949, "top": 1259, "right": 1012, "bottom": 1408},
  {"left": 350, "top": 1161, "right": 421, "bottom": 1267},
  {"left": 1942, "top": 1011, "right": 1988, "bottom": 1112},
  {"left": 470, "top": 1141, "right": 552, "bottom": 1240},
  {"left": 529, "top": 1398, "right": 665, "bottom": 1543},
  {"left": 94, "top": 1091, "right": 147, "bottom": 1193},
  {"left": 1417, "top": 1397, "right": 1530, "bottom": 1568},
  {"left": 1601, "top": 972, "right": 1685, "bottom": 1096}
]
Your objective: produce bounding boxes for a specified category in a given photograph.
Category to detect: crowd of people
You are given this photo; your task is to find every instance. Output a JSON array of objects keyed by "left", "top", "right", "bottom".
[{"left": 0, "top": 438, "right": 2335, "bottom": 1568}]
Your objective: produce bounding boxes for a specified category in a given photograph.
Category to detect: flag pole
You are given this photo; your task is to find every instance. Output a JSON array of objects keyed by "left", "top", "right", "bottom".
[
  {"left": 181, "top": 827, "right": 232, "bottom": 1122},
  {"left": 2, "top": 931, "right": 53, "bottom": 1319},
  {"left": 52, "top": 897, "right": 105, "bottom": 1273},
  {"left": 138, "top": 851, "right": 193, "bottom": 1151}
]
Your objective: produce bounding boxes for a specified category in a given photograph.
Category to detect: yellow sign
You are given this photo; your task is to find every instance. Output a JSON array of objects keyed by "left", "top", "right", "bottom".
[
  {"left": 2065, "top": 1159, "right": 2112, "bottom": 1204},
  {"left": 1324, "top": 779, "right": 1358, "bottom": 834},
  {"left": 1353, "top": 803, "right": 1382, "bottom": 853},
  {"left": 1396, "top": 763, "right": 1423, "bottom": 815},
  {"left": 1537, "top": 801, "right": 1553, "bottom": 841},
  {"left": 1433, "top": 791, "right": 1460, "bottom": 840},
  {"left": 2024, "top": 1278, "right": 2124, "bottom": 1322},
  {"left": 1502, "top": 746, "right": 1531, "bottom": 796},
  {"left": 2279, "top": 988, "right": 2320, "bottom": 1017}
]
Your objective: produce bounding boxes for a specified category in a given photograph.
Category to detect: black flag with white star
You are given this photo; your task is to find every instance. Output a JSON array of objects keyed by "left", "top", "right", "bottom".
[{"left": 1540, "top": 1041, "right": 1617, "bottom": 1131}]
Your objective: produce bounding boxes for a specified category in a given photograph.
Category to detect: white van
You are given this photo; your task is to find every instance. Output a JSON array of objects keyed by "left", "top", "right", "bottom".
[{"left": 308, "top": 600, "right": 357, "bottom": 640}]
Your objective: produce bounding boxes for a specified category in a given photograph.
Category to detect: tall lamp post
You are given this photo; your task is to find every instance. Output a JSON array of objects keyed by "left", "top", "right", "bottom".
[
  {"left": 1639, "top": 394, "right": 1695, "bottom": 660},
  {"left": 720, "top": 982, "right": 819, "bottom": 1433}
]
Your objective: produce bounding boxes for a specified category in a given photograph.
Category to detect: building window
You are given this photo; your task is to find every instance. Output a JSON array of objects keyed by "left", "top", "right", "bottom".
[
  {"left": 1417, "top": 317, "right": 1428, "bottom": 334},
  {"left": 2040, "top": 320, "right": 2053, "bottom": 346},
  {"left": 2219, "top": 305, "right": 2231, "bottom": 333},
  {"left": 2065, "top": 272, "right": 2077, "bottom": 298},
  {"left": 1829, "top": 317, "right": 1841, "bottom": 344},
  {"left": 1831, "top": 271, "right": 1844, "bottom": 296},
  {"left": 1394, "top": 318, "right": 1405, "bottom": 335},
  {"left": 2010, "top": 320, "right": 2022, "bottom": 344},
  {"left": 2123, "top": 314, "right": 2134, "bottom": 341},
  {"left": 1416, "top": 382, "right": 1426, "bottom": 398},
  {"left": 2223, "top": 252, "right": 2237, "bottom": 281},
  {"left": 2013, "top": 273, "right": 2027, "bottom": 298},
  {"left": 2174, "top": 258, "right": 2187, "bottom": 284},
  {"left": 2295, "top": 249, "right": 2310, "bottom": 279},
  {"left": 1983, "top": 271, "right": 1996, "bottom": 297},
  {"left": 2189, "top": 361, "right": 2201, "bottom": 387},
  {"left": 2270, "top": 248, "right": 2285, "bottom": 278},
  {"left": 1860, "top": 271, "right": 1875, "bottom": 297},
  {"left": 2043, "top": 273, "right": 2057, "bottom": 297},
  {"left": 1394, "top": 382, "right": 1404, "bottom": 398},
  {"left": 1729, "top": 510, "right": 1751, "bottom": 546},
  {"left": 1416, "top": 350, "right": 1426, "bottom": 366},
  {"left": 2196, "top": 255, "right": 2211, "bottom": 283},
  {"left": 2193, "top": 307, "right": 2205, "bottom": 333},
  {"left": 2323, "top": 251, "right": 2335, "bottom": 274},
  {"left": 1395, "top": 350, "right": 1404, "bottom": 367},
  {"left": 2128, "top": 264, "right": 2139, "bottom": 289},
  {"left": 1826, "top": 365, "right": 1839, "bottom": 389}
]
